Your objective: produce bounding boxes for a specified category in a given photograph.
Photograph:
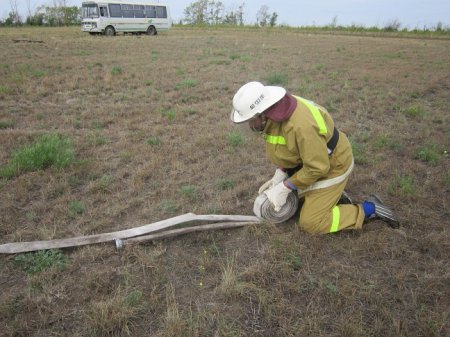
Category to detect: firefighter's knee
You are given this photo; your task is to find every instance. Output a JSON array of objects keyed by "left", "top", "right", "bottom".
[{"left": 298, "top": 213, "right": 321, "bottom": 234}]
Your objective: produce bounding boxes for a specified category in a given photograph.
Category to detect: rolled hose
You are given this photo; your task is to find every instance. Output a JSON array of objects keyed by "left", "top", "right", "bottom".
[
  {"left": 253, "top": 191, "right": 299, "bottom": 224},
  {"left": 253, "top": 159, "right": 354, "bottom": 223}
]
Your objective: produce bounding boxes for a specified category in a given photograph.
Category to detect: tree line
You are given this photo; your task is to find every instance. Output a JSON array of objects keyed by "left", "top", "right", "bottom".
[
  {"left": 0, "top": 0, "right": 279, "bottom": 27},
  {"left": 1, "top": 0, "right": 80, "bottom": 27},
  {"left": 182, "top": 1, "right": 278, "bottom": 27}
]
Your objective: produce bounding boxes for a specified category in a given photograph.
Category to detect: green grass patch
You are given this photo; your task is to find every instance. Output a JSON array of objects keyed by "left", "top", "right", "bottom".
[
  {"left": 388, "top": 175, "right": 415, "bottom": 195},
  {"left": 161, "top": 200, "right": 179, "bottom": 214},
  {"left": 31, "top": 69, "right": 46, "bottom": 78},
  {"left": 218, "top": 179, "right": 235, "bottom": 190},
  {"left": 111, "top": 65, "right": 123, "bottom": 75},
  {"left": 403, "top": 104, "right": 427, "bottom": 118},
  {"left": 93, "top": 175, "right": 115, "bottom": 193},
  {"left": 147, "top": 137, "right": 161, "bottom": 146},
  {"left": 183, "top": 108, "right": 197, "bottom": 116},
  {"left": 69, "top": 200, "right": 86, "bottom": 216},
  {"left": 266, "top": 72, "right": 289, "bottom": 86},
  {"left": 14, "top": 249, "right": 69, "bottom": 274},
  {"left": 0, "top": 86, "right": 14, "bottom": 95},
  {"left": 227, "top": 131, "right": 244, "bottom": 148},
  {"left": 229, "top": 53, "right": 252, "bottom": 61},
  {"left": 161, "top": 109, "right": 176, "bottom": 121},
  {"left": 350, "top": 141, "right": 368, "bottom": 165},
  {"left": 445, "top": 171, "right": 450, "bottom": 186},
  {"left": 0, "top": 120, "right": 15, "bottom": 129},
  {"left": 0, "top": 134, "right": 74, "bottom": 179},
  {"left": 180, "top": 185, "right": 196, "bottom": 199},
  {"left": 176, "top": 78, "right": 198, "bottom": 89},
  {"left": 285, "top": 253, "right": 303, "bottom": 271},
  {"left": 416, "top": 143, "right": 444, "bottom": 166}
]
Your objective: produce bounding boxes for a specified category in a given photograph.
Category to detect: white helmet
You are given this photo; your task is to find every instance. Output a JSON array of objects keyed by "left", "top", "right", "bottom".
[{"left": 230, "top": 81, "right": 286, "bottom": 123}]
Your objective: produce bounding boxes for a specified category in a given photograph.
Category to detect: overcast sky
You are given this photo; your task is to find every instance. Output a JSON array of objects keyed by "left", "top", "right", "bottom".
[{"left": 1, "top": 0, "right": 449, "bottom": 29}]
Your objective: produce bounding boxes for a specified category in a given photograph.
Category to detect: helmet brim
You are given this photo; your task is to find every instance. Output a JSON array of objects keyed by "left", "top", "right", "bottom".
[{"left": 230, "top": 86, "right": 286, "bottom": 124}]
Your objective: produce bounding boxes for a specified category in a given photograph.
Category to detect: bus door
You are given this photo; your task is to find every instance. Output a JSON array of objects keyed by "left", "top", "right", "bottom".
[{"left": 98, "top": 5, "right": 108, "bottom": 29}]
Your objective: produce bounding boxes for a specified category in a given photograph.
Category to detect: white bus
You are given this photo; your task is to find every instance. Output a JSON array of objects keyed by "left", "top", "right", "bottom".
[{"left": 81, "top": 1, "right": 172, "bottom": 36}]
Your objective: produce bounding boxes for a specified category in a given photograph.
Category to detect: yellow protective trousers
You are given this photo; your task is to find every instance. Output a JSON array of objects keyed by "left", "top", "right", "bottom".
[{"left": 297, "top": 178, "right": 365, "bottom": 234}]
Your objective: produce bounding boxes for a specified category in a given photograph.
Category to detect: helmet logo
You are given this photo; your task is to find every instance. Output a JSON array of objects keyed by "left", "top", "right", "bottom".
[{"left": 250, "top": 94, "right": 264, "bottom": 110}]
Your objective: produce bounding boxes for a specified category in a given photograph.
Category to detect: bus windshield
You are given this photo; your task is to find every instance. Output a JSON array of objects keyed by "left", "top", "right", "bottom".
[{"left": 82, "top": 4, "right": 99, "bottom": 18}]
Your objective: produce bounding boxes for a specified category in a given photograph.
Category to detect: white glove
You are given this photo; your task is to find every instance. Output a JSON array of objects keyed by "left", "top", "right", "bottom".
[
  {"left": 258, "top": 168, "right": 288, "bottom": 194},
  {"left": 264, "top": 181, "right": 292, "bottom": 212}
]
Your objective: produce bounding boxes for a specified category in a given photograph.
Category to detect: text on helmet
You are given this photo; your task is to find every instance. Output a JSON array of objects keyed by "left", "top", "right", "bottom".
[{"left": 250, "top": 94, "right": 265, "bottom": 110}]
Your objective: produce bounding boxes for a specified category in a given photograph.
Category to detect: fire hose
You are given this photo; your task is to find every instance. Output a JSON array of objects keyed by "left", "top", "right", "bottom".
[
  {"left": 0, "top": 161, "right": 353, "bottom": 254},
  {"left": 253, "top": 159, "right": 354, "bottom": 223}
]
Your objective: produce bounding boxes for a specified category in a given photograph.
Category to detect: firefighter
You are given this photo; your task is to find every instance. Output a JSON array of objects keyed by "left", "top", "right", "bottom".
[{"left": 230, "top": 81, "right": 399, "bottom": 233}]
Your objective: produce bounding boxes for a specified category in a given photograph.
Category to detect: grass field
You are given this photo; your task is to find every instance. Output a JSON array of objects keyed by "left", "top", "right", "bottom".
[{"left": 0, "top": 26, "right": 449, "bottom": 336}]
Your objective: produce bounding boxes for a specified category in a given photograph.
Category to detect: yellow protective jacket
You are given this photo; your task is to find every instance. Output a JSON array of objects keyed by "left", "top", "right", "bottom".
[{"left": 263, "top": 96, "right": 353, "bottom": 190}]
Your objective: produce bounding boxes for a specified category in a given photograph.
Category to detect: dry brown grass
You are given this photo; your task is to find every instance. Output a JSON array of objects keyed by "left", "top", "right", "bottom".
[{"left": 0, "top": 26, "right": 449, "bottom": 336}]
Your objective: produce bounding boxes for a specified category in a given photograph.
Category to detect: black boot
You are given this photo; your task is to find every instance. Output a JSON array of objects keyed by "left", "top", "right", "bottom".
[
  {"left": 338, "top": 190, "right": 353, "bottom": 205},
  {"left": 366, "top": 194, "right": 400, "bottom": 228}
]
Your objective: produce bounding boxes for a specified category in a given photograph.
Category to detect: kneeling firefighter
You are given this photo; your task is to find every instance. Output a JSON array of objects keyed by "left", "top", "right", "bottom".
[{"left": 230, "top": 81, "right": 399, "bottom": 233}]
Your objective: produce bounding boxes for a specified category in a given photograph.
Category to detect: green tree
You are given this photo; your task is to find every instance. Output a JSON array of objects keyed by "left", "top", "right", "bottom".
[
  {"left": 256, "top": 5, "right": 270, "bottom": 27},
  {"left": 183, "top": 0, "right": 244, "bottom": 25},
  {"left": 269, "top": 12, "right": 278, "bottom": 27}
]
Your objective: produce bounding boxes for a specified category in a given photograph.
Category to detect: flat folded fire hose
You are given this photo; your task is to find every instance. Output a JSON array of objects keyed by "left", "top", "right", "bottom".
[
  {"left": 0, "top": 214, "right": 261, "bottom": 254},
  {"left": 0, "top": 161, "right": 353, "bottom": 254}
]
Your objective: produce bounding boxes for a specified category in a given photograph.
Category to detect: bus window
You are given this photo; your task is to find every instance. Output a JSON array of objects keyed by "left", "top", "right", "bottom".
[
  {"left": 145, "top": 6, "right": 156, "bottom": 18},
  {"left": 156, "top": 6, "right": 167, "bottom": 19},
  {"left": 122, "top": 4, "right": 134, "bottom": 18},
  {"left": 99, "top": 6, "right": 108, "bottom": 17},
  {"left": 82, "top": 4, "right": 99, "bottom": 18},
  {"left": 134, "top": 5, "right": 145, "bottom": 18},
  {"left": 109, "top": 4, "right": 122, "bottom": 17}
]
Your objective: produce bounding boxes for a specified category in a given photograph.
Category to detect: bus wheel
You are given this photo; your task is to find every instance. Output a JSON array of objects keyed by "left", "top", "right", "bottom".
[
  {"left": 104, "top": 26, "right": 115, "bottom": 36},
  {"left": 146, "top": 26, "right": 157, "bottom": 36}
]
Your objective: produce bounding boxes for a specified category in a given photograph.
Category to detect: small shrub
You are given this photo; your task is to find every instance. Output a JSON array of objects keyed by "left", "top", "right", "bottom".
[
  {"left": 69, "top": 200, "right": 86, "bottom": 216},
  {"left": 95, "top": 135, "right": 107, "bottom": 146},
  {"left": 351, "top": 141, "right": 367, "bottom": 165},
  {"left": 94, "top": 175, "right": 115, "bottom": 193},
  {"left": 388, "top": 175, "right": 415, "bottom": 195},
  {"left": 91, "top": 121, "right": 105, "bottom": 130},
  {"left": 183, "top": 108, "right": 197, "bottom": 116},
  {"left": 316, "top": 63, "right": 326, "bottom": 71},
  {"left": 416, "top": 143, "right": 443, "bottom": 166},
  {"left": 0, "top": 86, "right": 14, "bottom": 95},
  {"left": 14, "top": 249, "right": 69, "bottom": 274},
  {"left": 111, "top": 65, "right": 123, "bottom": 75},
  {"left": 445, "top": 171, "right": 450, "bottom": 186},
  {"left": 218, "top": 179, "right": 235, "bottom": 190},
  {"left": 266, "top": 73, "right": 289, "bottom": 86},
  {"left": 32, "top": 69, "right": 46, "bottom": 78},
  {"left": 123, "top": 290, "right": 144, "bottom": 307},
  {"left": 285, "top": 253, "right": 302, "bottom": 271},
  {"left": 162, "top": 109, "right": 176, "bottom": 121},
  {"left": 373, "top": 134, "right": 390, "bottom": 149},
  {"left": 0, "top": 134, "right": 74, "bottom": 179},
  {"left": 175, "top": 68, "right": 185, "bottom": 76},
  {"left": 87, "top": 289, "right": 144, "bottom": 336},
  {"left": 147, "top": 137, "right": 161, "bottom": 146},
  {"left": 403, "top": 105, "right": 427, "bottom": 118},
  {"left": 161, "top": 200, "right": 179, "bottom": 214},
  {"left": 180, "top": 185, "right": 196, "bottom": 199},
  {"left": 0, "top": 120, "right": 15, "bottom": 129},
  {"left": 227, "top": 131, "right": 244, "bottom": 148},
  {"left": 176, "top": 78, "right": 198, "bottom": 90}
]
